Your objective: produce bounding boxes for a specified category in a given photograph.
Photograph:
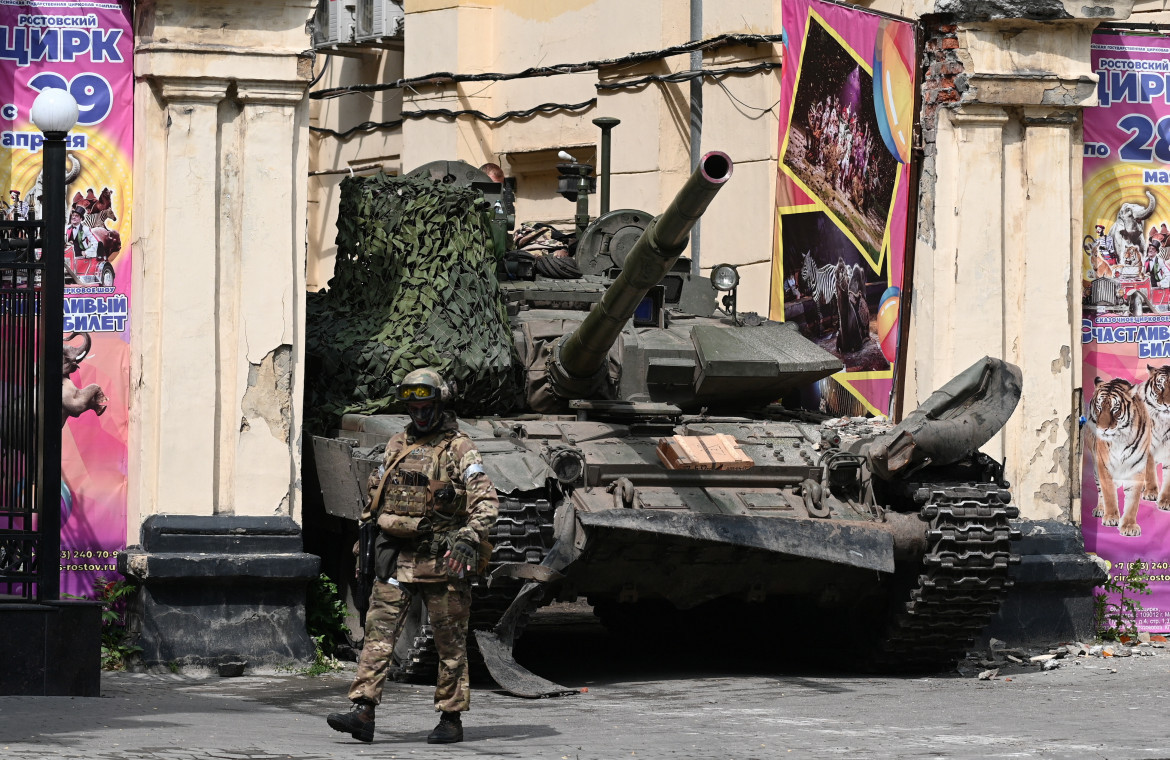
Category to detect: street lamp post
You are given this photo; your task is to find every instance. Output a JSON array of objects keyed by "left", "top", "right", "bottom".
[{"left": 30, "top": 87, "right": 78, "bottom": 601}]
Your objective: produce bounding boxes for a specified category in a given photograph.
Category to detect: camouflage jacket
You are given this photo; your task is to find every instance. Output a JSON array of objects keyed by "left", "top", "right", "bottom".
[{"left": 363, "top": 412, "right": 499, "bottom": 582}]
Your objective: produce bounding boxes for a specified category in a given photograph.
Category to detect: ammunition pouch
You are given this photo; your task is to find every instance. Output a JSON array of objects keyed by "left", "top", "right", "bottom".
[
  {"left": 377, "top": 512, "right": 432, "bottom": 539},
  {"left": 476, "top": 539, "right": 492, "bottom": 575}
]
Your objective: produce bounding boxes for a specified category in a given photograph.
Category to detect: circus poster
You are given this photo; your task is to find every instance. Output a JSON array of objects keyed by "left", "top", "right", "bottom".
[
  {"left": 1081, "top": 31, "right": 1170, "bottom": 629},
  {"left": 0, "top": 0, "right": 133, "bottom": 596},
  {"left": 771, "top": 0, "right": 915, "bottom": 417}
]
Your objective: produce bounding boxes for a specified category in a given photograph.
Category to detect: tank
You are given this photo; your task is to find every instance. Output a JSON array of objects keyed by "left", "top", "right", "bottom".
[{"left": 311, "top": 151, "right": 1023, "bottom": 696}]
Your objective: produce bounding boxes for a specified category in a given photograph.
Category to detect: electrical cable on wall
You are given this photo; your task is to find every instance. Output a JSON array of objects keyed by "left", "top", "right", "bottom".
[
  {"left": 310, "top": 31, "right": 784, "bottom": 100},
  {"left": 595, "top": 62, "right": 782, "bottom": 91},
  {"left": 310, "top": 99, "right": 597, "bottom": 140}
]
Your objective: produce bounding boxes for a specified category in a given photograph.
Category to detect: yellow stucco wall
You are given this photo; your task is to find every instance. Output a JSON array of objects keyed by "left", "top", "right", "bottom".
[{"left": 301, "top": 0, "right": 1153, "bottom": 523}]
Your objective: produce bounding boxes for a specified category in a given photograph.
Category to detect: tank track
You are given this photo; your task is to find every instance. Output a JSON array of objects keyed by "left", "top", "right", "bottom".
[
  {"left": 871, "top": 482, "right": 1021, "bottom": 671},
  {"left": 389, "top": 492, "right": 557, "bottom": 682}
]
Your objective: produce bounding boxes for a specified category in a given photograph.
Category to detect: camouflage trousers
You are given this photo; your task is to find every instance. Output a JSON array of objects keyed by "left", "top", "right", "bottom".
[{"left": 348, "top": 578, "right": 473, "bottom": 713}]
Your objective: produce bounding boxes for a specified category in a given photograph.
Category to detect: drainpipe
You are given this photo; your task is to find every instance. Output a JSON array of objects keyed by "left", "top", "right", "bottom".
[{"left": 689, "top": 0, "right": 703, "bottom": 276}]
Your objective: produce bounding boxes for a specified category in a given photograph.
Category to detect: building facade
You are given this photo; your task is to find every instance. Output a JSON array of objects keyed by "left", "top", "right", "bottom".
[{"left": 116, "top": 0, "right": 1170, "bottom": 660}]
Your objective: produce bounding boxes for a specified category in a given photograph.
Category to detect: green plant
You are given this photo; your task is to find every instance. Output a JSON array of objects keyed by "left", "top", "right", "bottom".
[
  {"left": 1095, "top": 558, "right": 1152, "bottom": 641},
  {"left": 305, "top": 574, "right": 351, "bottom": 675},
  {"left": 306, "top": 634, "right": 345, "bottom": 677},
  {"left": 92, "top": 577, "right": 143, "bottom": 670},
  {"left": 167, "top": 661, "right": 180, "bottom": 674}
]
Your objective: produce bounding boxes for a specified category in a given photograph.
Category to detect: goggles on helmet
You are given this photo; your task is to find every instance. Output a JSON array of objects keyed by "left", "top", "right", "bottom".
[{"left": 396, "top": 383, "right": 438, "bottom": 402}]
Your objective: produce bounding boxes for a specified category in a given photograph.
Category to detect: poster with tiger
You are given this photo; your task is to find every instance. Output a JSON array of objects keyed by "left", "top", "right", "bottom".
[
  {"left": 1082, "top": 314, "right": 1170, "bottom": 631},
  {"left": 1081, "top": 30, "right": 1170, "bottom": 632}
]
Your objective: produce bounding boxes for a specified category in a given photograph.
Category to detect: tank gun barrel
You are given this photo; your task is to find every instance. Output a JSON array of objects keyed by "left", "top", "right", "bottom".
[{"left": 548, "top": 151, "right": 733, "bottom": 398}]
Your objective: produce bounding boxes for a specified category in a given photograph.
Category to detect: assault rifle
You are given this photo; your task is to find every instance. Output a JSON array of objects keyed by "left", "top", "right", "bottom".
[{"left": 356, "top": 519, "right": 378, "bottom": 628}]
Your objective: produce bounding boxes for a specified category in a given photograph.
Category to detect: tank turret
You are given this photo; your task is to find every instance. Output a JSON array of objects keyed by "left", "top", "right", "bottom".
[{"left": 546, "top": 152, "right": 734, "bottom": 398}]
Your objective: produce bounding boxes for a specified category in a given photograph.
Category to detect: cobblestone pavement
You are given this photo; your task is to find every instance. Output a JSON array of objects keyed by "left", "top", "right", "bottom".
[{"left": 4, "top": 613, "right": 1170, "bottom": 760}]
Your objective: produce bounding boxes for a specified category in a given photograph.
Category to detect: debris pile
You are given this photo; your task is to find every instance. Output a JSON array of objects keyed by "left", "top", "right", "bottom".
[{"left": 965, "top": 634, "right": 1167, "bottom": 679}]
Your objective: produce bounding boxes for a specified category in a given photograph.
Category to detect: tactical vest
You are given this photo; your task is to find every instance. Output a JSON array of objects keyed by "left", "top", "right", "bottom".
[{"left": 375, "top": 433, "right": 462, "bottom": 522}]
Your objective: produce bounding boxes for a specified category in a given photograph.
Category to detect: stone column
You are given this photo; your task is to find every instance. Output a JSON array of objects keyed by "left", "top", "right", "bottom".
[
  {"left": 149, "top": 78, "right": 230, "bottom": 517},
  {"left": 125, "top": 0, "right": 319, "bottom": 669},
  {"left": 232, "top": 81, "right": 308, "bottom": 518},
  {"left": 910, "top": 19, "right": 1098, "bottom": 520},
  {"left": 1005, "top": 109, "right": 1079, "bottom": 519}
]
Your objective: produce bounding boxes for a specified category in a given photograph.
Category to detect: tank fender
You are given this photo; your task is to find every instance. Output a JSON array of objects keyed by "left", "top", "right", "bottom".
[
  {"left": 857, "top": 356, "right": 1022, "bottom": 481},
  {"left": 478, "top": 445, "right": 553, "bottom": 494},
  {"left": 574, "top": 510, "right": 895, "bottom": 573}
]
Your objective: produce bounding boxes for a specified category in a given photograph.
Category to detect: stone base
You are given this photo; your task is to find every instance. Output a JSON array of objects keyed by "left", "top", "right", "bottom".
[
  {"left": 118, "top": 516, "right": 320, "bottom": 670},
  {"left": 0, "top": 600, "right": 102, "bottom": 696},
  {"left": 979, "top": 520, "right": 1107, "bottom": 647}
]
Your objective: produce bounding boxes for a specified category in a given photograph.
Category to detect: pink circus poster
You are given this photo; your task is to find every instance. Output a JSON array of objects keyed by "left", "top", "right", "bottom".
[
  {"left": 770, "top": 0, "right": 915, "bottom": 417},
  {"left": 1082, "top": 31, "right": 1170, "bottom": 630},
  {"left": 0, "top": 0, "right": 133, "bottom": 596}
]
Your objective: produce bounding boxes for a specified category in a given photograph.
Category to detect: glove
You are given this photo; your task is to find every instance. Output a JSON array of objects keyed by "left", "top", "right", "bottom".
[{"left": 446, "top": 539, "right": 478, "bottom": 578}]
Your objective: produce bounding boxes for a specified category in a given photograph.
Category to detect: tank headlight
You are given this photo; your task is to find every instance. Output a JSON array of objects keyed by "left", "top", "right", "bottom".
[{"left": 710, "top": 264, "right": 740, "bottom": 291}]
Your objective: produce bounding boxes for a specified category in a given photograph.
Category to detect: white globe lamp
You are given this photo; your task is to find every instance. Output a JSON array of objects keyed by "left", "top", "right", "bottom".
[{"left": 30, "top": 88, "right": 79, "bottom": 134}]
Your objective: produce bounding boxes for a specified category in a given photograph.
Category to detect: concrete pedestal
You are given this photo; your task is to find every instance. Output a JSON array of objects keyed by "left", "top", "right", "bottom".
[
  {"left": 981, "top": 520, "right": 1107, "bottom": 647},
  {"left": 118, "top": 516, "right": 319, "bottom": 670}
]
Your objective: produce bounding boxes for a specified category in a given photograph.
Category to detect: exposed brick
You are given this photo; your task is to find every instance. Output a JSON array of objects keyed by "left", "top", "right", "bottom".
[
  {"left": 939, "top": 23, "right": 958, "bottom": 33},
  {"left": 941, "top": 37, "right": 960, "bottom": 50}
]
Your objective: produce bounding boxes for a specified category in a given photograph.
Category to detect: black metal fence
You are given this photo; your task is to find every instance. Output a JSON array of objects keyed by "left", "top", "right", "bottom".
[{"left": 0, "top": 217, "right": 60, "bottom": 602}]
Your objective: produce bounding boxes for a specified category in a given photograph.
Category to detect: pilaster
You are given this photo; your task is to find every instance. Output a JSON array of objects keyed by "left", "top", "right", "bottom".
[
  {"left": 911, "top": 18, "right": 1092, "bottom": 521},
  {"left": 233, "top": 81, "right": 308, "bottom": 517},
  {"left": 151, "top": 77, "right": 230, "bottom": 516}
]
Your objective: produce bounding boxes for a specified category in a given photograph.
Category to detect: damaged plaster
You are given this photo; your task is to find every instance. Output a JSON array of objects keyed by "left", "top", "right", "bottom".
[
  {"left": 241, "top": 344, "right": 292, "bottom": 443},
  {"left": 936, "top": 0, "right": 1071, "bottom": 21}
]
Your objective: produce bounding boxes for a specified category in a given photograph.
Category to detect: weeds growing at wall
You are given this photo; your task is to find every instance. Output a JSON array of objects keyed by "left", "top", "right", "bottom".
[
  {"left": 306, "top": 573, "right": 351, "bottom": 676},
  {"left": 1095, "top": 558, "right": 1152, "bottom": 641}
]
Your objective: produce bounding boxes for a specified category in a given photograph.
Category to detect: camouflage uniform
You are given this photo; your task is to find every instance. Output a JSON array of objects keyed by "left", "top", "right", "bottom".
[{"left": 348, "top": 411, "right": 498, "bottom": 713}]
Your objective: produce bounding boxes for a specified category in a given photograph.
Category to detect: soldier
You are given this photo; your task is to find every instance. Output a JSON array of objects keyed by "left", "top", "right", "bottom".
[{"left": 326, "top": 367, "right": 498, "bottom": 745}]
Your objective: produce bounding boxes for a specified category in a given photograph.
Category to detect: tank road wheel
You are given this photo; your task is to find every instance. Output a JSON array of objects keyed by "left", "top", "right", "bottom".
[
  {"left": 869, "top": 482, "right": 1021, "bottom": 672},
  {"left": 388, "top": 491, "right": 559, "bottom": 684}
]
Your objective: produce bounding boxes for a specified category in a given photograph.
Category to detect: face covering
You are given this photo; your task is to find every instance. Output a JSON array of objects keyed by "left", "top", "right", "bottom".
[{"left": 409, "top": 402, "right": 440, "bottom": 432}]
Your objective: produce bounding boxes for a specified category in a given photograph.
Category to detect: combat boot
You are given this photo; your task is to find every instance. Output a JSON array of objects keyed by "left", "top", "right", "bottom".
[
  {"left": 426, "top": 710, "right": 463, "bottom": 744},
  {"left": 326, "top": 700, "right": 375, "bottom": 743}
]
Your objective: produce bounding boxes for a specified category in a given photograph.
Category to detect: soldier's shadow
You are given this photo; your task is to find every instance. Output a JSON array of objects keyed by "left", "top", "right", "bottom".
[{"left": 374, "top": 724, "right": 560, "bottom": 743}]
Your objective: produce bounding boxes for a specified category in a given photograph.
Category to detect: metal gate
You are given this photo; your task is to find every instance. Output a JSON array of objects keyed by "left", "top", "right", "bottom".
[{"left": 0, "top": 216, "right": 62, "bottom": 603}]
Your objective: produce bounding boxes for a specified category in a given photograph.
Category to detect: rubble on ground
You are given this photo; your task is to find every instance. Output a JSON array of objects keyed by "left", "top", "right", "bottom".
[{"left": 957, "top": 634, "right": 1167, "bottom": 678}]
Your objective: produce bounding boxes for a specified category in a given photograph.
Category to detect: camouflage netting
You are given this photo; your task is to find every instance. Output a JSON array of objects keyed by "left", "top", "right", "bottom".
[{"left": 306, "top": 173, "right": 519, "bottom": 433}]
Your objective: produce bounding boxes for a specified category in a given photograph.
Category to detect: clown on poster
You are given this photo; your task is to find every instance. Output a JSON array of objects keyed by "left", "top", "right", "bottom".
[{"left": 0, "top": 0, "right": 133, "bottom": 596}]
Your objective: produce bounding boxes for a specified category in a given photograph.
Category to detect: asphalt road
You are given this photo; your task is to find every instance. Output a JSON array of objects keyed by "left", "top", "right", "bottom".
[{"left": 3, "top": 606, "right": 1170, "bottom": 760}]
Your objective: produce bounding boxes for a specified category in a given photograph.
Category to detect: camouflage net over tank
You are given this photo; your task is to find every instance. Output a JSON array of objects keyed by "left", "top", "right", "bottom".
[{"left": 306, "top": 173, "right": 519, "bottom": 432}]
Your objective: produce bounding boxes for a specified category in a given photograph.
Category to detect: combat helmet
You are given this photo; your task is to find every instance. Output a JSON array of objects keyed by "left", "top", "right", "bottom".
[{"left": 396, "top": 367, "right": 450, "bottom": 433}]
